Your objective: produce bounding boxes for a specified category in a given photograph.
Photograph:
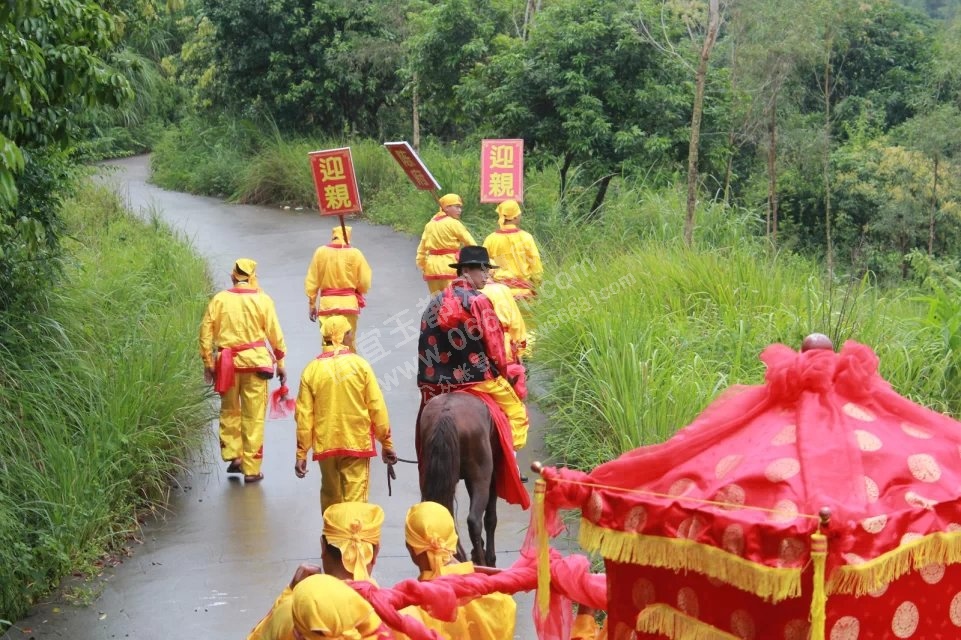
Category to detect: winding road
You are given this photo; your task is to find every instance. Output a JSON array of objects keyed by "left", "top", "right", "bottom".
[{"left": 4, "top": 155, "right": 546, "bottom": 639}]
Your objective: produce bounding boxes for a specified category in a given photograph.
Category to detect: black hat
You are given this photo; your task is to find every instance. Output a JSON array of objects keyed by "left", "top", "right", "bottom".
[{"left": 449, "top": 245, "right": 498, "bottom": 269}]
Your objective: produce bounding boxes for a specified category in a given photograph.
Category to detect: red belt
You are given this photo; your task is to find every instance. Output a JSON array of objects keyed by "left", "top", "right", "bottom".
[
  {"left": 215, "top": 340, "right": 266, "bottom": 394},
  {"left": 428, "top": 248, "right": 458, "bottom": 255},
  {"left": 320, "top": 287, "right": 366, "bottom": 309}
]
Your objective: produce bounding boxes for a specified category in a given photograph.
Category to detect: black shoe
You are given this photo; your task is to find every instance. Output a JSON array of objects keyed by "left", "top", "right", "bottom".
[{"left": 519, "top": 473, "right": 529, "bottom": 483}]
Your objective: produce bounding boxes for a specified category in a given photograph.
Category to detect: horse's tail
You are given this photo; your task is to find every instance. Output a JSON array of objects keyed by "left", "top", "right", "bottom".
[{"left": 421, "top": 412, "right": 459, "bottom": 513}]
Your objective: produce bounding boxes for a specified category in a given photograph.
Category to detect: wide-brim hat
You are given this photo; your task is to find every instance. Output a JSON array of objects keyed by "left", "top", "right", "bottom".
[{"left": 449, "top": 245, "right": 498, "bottom": 269}]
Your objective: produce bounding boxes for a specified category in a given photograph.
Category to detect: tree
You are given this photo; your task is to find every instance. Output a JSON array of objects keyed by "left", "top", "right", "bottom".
[
  {"left": 462, "top": 0, "right": 692, "bottom": 217},
  {"left": 0, "top": 0, "right": 132, "bottom": 315}
]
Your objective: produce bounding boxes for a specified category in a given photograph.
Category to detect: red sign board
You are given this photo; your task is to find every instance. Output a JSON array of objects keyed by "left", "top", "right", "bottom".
[
  {"left": 480, "top": 139, "right": 524, "bottom": 203},
  {"left": 384, "top": 141, "right": 441, "bottom": 191},
  {"left": 308, "top": 147, "right": 363, "bottom": 215}
]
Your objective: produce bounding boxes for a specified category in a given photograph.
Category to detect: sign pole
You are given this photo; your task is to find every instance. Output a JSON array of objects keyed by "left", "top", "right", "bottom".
[{"left": 339, "top": 214, "right": 349, "bottom": 247}]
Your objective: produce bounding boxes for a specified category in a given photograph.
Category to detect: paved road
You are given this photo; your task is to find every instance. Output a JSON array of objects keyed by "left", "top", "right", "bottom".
[{"left": 4, "top": 155, "right": 546, "bottom": 639}]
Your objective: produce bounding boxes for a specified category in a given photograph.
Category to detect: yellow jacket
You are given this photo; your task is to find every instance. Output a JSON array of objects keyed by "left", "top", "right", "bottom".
[
  {"left": 483, "top": 224, "right": 543, "bottom": 296},
  {"left": 571, "top": 613, "right": 607, "bottom": 640},
  {"left": 396, "top": 562, "right": 516, "bottom": 640},
  {"left": 415, "top": 214, "right": 476, "bottom": 282},
  {"left": 199, "top": 283, "right": 286, "bottom": 372},
  {"left": 304, "top": 243, "right": 372, "bottom": 315},
  {"left": 481, "top": 281, "right": 528, "bottom": 362},
  {"left": 295, "top": 348, "right": 393, "bottom": 460}
]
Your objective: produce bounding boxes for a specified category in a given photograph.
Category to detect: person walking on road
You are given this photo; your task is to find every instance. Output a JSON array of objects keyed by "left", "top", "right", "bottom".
[
  {"left": 199, "top": 258, "right": 287, "bottom": 484},
  {"left": 483, "top": 199, "right": 543, "bottom": 301},
  {"left": 415, "top": 193, "right": 477, "bottom": 295},
  {"left": 304, "top": 225, "right": 371, "bottom": 349},
  {"left": 295, "top": 315, "right": 397, "bottom": 513}
]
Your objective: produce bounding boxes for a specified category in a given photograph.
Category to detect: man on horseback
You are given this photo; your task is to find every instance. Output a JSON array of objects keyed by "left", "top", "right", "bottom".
[{"left": 416, "top": 245, "right": 530, "bottom": 452}]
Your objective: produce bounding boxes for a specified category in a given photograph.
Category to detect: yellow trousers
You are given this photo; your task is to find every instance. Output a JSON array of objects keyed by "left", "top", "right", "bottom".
[
  {"left": 473, "top": 376, "right": 529, "bottom": 450},
  {"left": 319, "top": 314, "right": 358, "bottom": 349},
  {"left": 426, "top": 279, "right": 449, "bottom": 295},
  {"left": 220, "top": 372, "right": 268, "bottom": 476},
  {"left": 318, "top": 456, "right": 371, "bottom": 514}
]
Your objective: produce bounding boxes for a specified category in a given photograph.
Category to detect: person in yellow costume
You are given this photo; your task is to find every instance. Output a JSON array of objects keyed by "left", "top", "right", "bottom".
[
  {"left": 481, "top": 276, "right": 529, "bottom": 365},
  {"left": 247, "top": 502, "right": 385, "bottom": 640},
  {"left": 571, "top": 605, "right": 607, "bottom": 640},
  {"left": 304, "top": 225, "right": 371, "bottom": 349},
  {"left": 483, "top": 199, "right": 543, "bottom": 300},
  {"left": 395, "top": 501, "right": 516, "bottom": 640},
  {"left": 200, "top": 258, "right": 287, "bottom": 483},
  {"left": 291, "top": 574, "right": 390, "bottom": 640},
  {"left": 295, "top": 315, "right": 397, "bottom": 513},
  {"left": 415, "top": 193, "right": 477, "bottom": 294}
]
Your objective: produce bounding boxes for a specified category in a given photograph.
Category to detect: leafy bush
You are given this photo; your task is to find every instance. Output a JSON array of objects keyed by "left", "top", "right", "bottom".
[{"left": 0, "top": 184, "right": 212, "bottom": 622}]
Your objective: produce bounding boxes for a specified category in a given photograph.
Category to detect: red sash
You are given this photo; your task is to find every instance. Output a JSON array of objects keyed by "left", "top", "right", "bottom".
[
  {"left": 427, "top": 248, "right": 458, "bottom": 256},
  {"left": 214, "top": 340, "right": 266, "bottom": 394},
  {"left": 320, "top": 287, "right": 366, "bottom": 309}
]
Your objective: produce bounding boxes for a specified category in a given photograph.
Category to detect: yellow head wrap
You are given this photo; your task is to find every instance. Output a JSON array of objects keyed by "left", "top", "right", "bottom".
[
  {"left": 321, "top": 314, "right": 353, "bottom": 348},
  {"left": 291, "top": 574, "right": 383, "bottom": 640},
  {"left": 496, "top": 199, "right": 521, "bottom": 228},
  {"left": 331, "top": 225, "right": 353, "bottom": 244},
  {"left": 323, "top": 502, "right": 384, "bottom": 581},
  {"left": 405, "top": 501, "right": 458, "bottom": 579},
  {"left": 232, "top": 258, "right": 259, "bottom": 289},
  {"left": 437, "top": 193, "right": 463, "bottom": 216}
]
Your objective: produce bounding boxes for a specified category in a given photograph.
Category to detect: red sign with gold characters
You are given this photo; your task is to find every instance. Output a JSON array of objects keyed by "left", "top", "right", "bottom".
[
  {"left": 383, "top": 141, "right": 441, "bottom": 191},
  {"left": 480, "top": 138, "right": 523, "bottom": 203},
  {"left": 308, "top": 147, "right": 363, "bottom": 215}
]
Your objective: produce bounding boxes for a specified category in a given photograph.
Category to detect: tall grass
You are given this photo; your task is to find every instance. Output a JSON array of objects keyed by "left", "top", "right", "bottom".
[{"left": 0, "top": 184, "right": 213, "bottom": 623}]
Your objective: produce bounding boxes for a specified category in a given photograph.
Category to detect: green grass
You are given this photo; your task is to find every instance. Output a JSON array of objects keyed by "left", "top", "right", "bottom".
[{"left": 0, "top": 183, "right": 213, "bottom": 624}]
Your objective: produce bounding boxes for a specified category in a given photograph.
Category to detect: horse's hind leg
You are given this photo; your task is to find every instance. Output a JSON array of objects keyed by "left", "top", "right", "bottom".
[
  {"left": 465, "top": 469, "right": 492, "bottom": 566},
  {"left": 484, "top": 476, "right": 497, "bottom": 567}
]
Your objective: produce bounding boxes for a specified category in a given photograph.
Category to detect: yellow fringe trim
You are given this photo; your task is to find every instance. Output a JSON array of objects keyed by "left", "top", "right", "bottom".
[
  {"left": 534, "top": 479, "right": 550, "bottom": 619},
  {"left": 809, "top": 532, "right": 827, "bottom": 640},
  {"left": 827, "top": 529, "right": 961, "bottom": 596},
  {"left": 579, "top": 519, "right": 801, "bottom": 603},
  {"left": 636, "top": 604, "right": 740, "bottom": 640}
]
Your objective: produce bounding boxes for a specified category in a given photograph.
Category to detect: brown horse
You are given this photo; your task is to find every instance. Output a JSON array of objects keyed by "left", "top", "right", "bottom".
[{"left": 417, "top": 392, "right": 501, "bottom": 567}]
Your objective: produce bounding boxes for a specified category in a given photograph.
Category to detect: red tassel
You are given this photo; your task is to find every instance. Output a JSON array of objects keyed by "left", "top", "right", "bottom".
[{"left": 269, "top": 384, "right": 296, "bottom": 419}]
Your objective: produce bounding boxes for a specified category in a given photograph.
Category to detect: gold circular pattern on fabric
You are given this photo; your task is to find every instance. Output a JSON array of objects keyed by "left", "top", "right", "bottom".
[
  {"left": 625, "top": 505, "right": 647, "bottom": 532},
  {"left": 631, "top": 578, "right": 656, "bottom": 610},
  {"left": 714, "top": 484, "right": 746, "bottom": 510},
  {"left": 904, "top": 490, "right": 937, "bottom": 510},
  {"left": 668, "top": 477, "right": 695, "bottom": 497},
  {"left": 770, "top": 499, "right": 800, "bottom": 523},
  {"left": 830, "top": 615, "right": 860, "bottom": 640},
  {"left": 900, "top": 532, "right": 923, "bottom": 546},
  {"left": 907, "top": 453, "right": 941, "bottom": 483},
  {"left": 842, "top": 552, "right": 866, "bottom": 566},
  {"left": 891, "top": 601, "right": 919, "bottom": 638},
  {"left": 778, "top": 537, "right": 805, "bottom": 566},
  {"left": 919, "top": 563, "right": 945, "bottom": 584},
  {"left": 772, "top": 424, "right": 797, "bottom": 445},
  {"left": 677, "top": 587, "right": 699, "bottom": 617},
  {"left": 715, "top": 454, "right": 743, "bottom": 480},
  {"left": 864, "top": 476, "right": 880, "bottom": 503},
  {"left": 949, "top": 591, "right": 961, "bottom": 626},
  {"left": 860, "top": 514, "right": 887, "bottom": 534},
  {"left": 867, "top": 582, "right": 889, "bottom": 598},
  {"left": 587, "top": 490, "right": 604, "bottom": 521},
  {"left": 765, "top": 458, "right": 801, "bottom": 482},
  {"left": 854, "top": 430, "right": 882, "bottom": 452},
  {"left": 730, "top": 610, "right": 756, "bottom": 640},
  {"left": 613, "top": 621, "right": 637, "bottom": 640},
  {"left": 783, "top": 619, "right": 810, "bottom": 640},
  {"left": 677, "top": 514, "right": 707, "bottom": 540},
  {"left": 901, "top": 422, "right": 933, "bottom": 439},
  {"left": 722, "top": 523, "right": 745, "bottom": 556},
  {"left": 844, "top": 403, "right": 876, "bottom": 422}
]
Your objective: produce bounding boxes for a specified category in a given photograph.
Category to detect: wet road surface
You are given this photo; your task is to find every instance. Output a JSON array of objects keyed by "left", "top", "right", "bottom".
[{"left": 3, "top": 155, "right": 547, "bottom": 639}]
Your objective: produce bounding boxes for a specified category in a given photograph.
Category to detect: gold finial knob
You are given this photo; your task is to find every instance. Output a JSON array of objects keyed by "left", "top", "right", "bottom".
[{"left": 802, "top": 333, "right": 834, "bottom": 352}]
